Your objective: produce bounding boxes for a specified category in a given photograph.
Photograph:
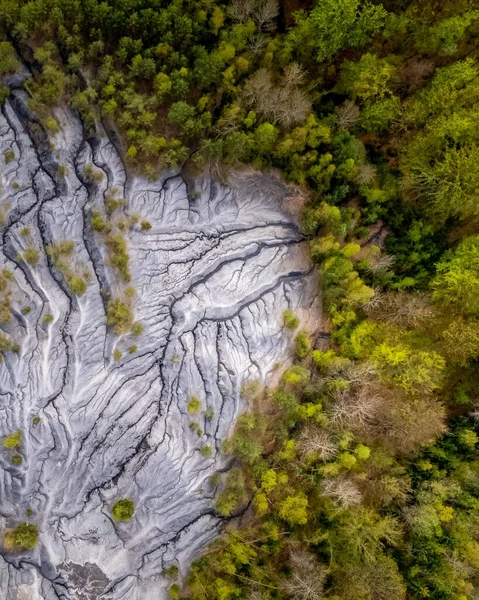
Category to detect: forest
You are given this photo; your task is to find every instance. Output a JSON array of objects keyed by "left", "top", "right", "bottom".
[{"left": 1, "top": 0, "right": 479, "bottom": 599}]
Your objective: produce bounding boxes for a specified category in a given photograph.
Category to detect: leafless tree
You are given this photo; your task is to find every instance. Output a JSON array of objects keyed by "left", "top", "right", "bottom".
[
  {"left": 280, "top": 550, "right": 325, "bottom": 600},
  {"left": 365, "top": 290, "right": 436, "bottom": 328},
  {"left": 322, "top": 476, "right": 362, "bottom": 509},
  {"left": 283, "top": 62, "right": 306, "bottom": 87},
  {"left": 335, "top": 100, "right": 360, "bottom": 129},
  {"left": 297, "top": 425, "right": 337, "bottom": 461},
  {"left": 248, "top": 33, "right": 270, "bottom": 56},
  {"left": 242, "top": 68, "right": 311, "bottom": 127},
  {"left": 229, "top": 0, "right": 279, "bottom": 31}
]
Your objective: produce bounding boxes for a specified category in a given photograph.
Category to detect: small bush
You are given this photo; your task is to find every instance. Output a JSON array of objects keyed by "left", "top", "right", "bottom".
[
  {"left": 295, "top": 331, "right": 312, "bottom": 358},
  {"left": 84, "top": 163, "right": 104, "bottom": 182},
  {"left": 112, "top": 498, "right": 135, "bottom": 522},
  {"left": 4, "top": 149, "right": 14, "bottom": 163},
  {"left": 58, "top": 164, "right": 68, "bottom": 177},
  {"left": 113, "top": 348, "right": 122, "bottom": 361},
  {"left": 91, "top": 212, "right": 106, "bottom": 232},
  {"left": 23, "top": 248, "right": 39, "bottom": 266},
  {"left": 128, "top": 345, "right": 137, "bottom": 354},
  {"left": 203, "top": 407, "right": 215, "bottom": 420},
  {"left": 11, "top": 454, "right": 22, "bottom": 465},
  {"left": 43, "top": 313, "right": 54, "bottom": 324},
  {"left": 107, "top": 298, "right": 133, "bottom": 334},
  {"left": 32, "top": 416, "right": 41, "bottom": 425},
  {"left": 283, "top": 309, "right": 300, "bottom": 329},
  {"left": 188, "top": 396, "right": 201, "bottom": 414},
  {"left": 168, "top": 584, "right": 180, "bottom": 599},
  {"left": 4, "top": 523, "right": 38, "bottom": 551},
  {"left": 21, "top": 306, "right": 31, "bottom": 315},
  {"left": 20, "top": 227, "right": 30, "bottom": 237},
  {"left": 3, "top": 431, "right": 21, "bottom": 449},
  {"left": 200, "top": 444, "right": 212, "bottom": 457},
  {"left": 131, "top": 322, "right": 144, "bottom": 336},
  {"left": 69, "top": 276, "right": 87, "bottom": 296},
  {"left": 141, "top": 220, "right": 152, "bottom": 231},
  {"left": 107, "top": 235, "right": 130, "bottom": 282},
  {"left": 125, "top": 286, "right": 135, "bottom": 298}
]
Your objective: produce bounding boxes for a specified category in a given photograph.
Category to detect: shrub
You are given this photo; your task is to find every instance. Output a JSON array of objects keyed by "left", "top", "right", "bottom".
[
  {"left": 128, "top": 345, "right": 137, "bottom": 354},
  {"left": 23, "top": 248, "right": 39, "bottom": 266},
  {"left": 141, "top": 220, "right": 152, "bottom": 231},
  {"left": 282, "top": 365, "right": 310, "bottom": 385},
  {"left": 295, "top": 331, "right": 312, "bottom": 358},
  {"left": 21, "top": 306, "right": 31, "bottom": 315},
  {"left": 4, "top": 523, "right": 39, "bottom": 551},
  {"left": 20, "top": 227, "right": 30, "bottom": 237},
  {"left": 3, "top": 149, "right": 14, "bottom": 163},
  {"left": 131, "top": 322, "right": 144, "bottom": 336},
  {"left": 112, "top": 498, "right": 135, "bottom": 522},
  {"left": 91, "top": 212, "right": 106, "bottom": 232},
  {"left": 200, "top": 444, "right": 213, "bottom": 457},
  {"left": 11, "top": 454, "right": 22, "bottom": 465},
  {"left": 107, "top": 298, "right": 133, "bottom": 334},
  {"left": 3, "top": 431, "right": 21, "bottom": 449},
  {"left": 113, "top": 348, "right": 122, "bottom": 361},
  {"left": 188, "top": 396, "right": 201, "bottom": 414},
  {"left": 283, "top": 309, "right": 300, "bottom": 329},
  {"left": 107, "top": 235, "right": 130, "bottom": 282},
  {"left": 68, "top": 276, "right": 87, "bottom": 296},
  {"left": 43, "top": 313, "right": 54, "bottom": 324},
  {"left": 32, "top": 417, "right": 41, "bottom": 425}
]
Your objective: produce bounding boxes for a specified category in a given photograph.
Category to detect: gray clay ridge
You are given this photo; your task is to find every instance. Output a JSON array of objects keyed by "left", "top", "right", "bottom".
[{"left": 0, "top": 91, "right": 317, "bottom": 599}]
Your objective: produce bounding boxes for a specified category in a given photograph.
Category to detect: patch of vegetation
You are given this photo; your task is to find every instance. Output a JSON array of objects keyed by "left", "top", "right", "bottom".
[
  {"left": 11, "top": 454, "right": 22, "bottom": 465},
  {"left": 2, "top": 431, "right": 21, "bottom": 449},
  {"left": 111, "top": 498, "right": 135, "bottom": 522},
  {"left": 4, "top": 523, "right": 38, "bottom": 551},
  {"left": 23, "top": 248, "right": 39, "bottom": 266},
  {"left": 68, "top": 276, "right": 87, "bottom": 296},
  {"left": 283, "top": 309, "right": 300, "bottom": 330},
  {"left": 113, "top": 348, "right": 122, "bottom": 361},
  {"left": 187, "top": 397, "right": 201, "bottom": 415},
  {"left": 131, "top": 322, "right": 143, "bottom": 336},
  {"left": 107, "top": 298, "right": 133, "bottom": 335},
  {"left": 3, "top": 149, "right": 14, "bottom": 164}
]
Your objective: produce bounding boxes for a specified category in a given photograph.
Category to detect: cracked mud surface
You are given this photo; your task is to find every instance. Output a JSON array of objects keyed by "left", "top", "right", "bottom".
[{"left": 0, "top": 89, "right": 317, "bottom": 599}]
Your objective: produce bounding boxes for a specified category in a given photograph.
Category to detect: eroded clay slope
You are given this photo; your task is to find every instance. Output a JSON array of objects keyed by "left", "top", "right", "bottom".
[{"left": 0, "top": 91, "right": 317, "bottom": 599}]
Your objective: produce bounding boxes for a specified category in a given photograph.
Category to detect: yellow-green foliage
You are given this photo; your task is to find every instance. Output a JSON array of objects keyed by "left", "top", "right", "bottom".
[
  {"left": 2, "top": 430, "right": 21, "bottom": 449},
  {"left": 187, "top": 396, "right": 201, "bottom": 414},
  {"left": 295, "top": 331, "right": 311, "bottom": 358},
  {"left": 112, "top": 498, "right": 135, "bottom": 521},
  {"left": 4, "top": 523, "right": 38, "bottom": 551},
  {"left": 107, "top": 235, "right": 130, "bottom": 282},
  {"left": 107, "top": 298, "right": 133, "bottom": 334},
  {"left": 283, "top": 309, "right": 300, "bottom": 329},
  {"left": 131, "top": 322, "right": 144, "bottom": 336},
  {"left": 23, "top": 248, "right": 39, "bottom": 266},
  {"left": 68, "top": 276, "right": 87, "bottom": 296}
]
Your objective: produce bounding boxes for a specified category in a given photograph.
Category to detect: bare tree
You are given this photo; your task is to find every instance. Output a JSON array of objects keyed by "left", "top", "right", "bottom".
[
  {"left": 242, "top": 68, "right": 311, "bottom": 128},
  {"left": 229, "top": 0, "right": 279, "bottom": 31},
  {"left": 283, "top": 62, "right": 306, "bottom": 87},
  {"left": 281, "top": 550, "right": 325, "bottom": 600},
  {"left": 365, "top": 290, "right": 436, "bottom": 328},
  {"left": 322, "top": 476, "right": 362, "bottom": 509},
  {"left": 336, "top": 100, "right": 360, "bottom": 129},
  {"left": 297, "top": 425, "right": 337, "bottom": 461},
  {"left": 328, "top": 381, "right": 384, "bottom": 431}
]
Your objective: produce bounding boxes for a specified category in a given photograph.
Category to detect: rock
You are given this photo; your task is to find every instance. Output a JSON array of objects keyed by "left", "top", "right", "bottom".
[{"left": 0, "top": 93, "right": 317, "bottom": 599}]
